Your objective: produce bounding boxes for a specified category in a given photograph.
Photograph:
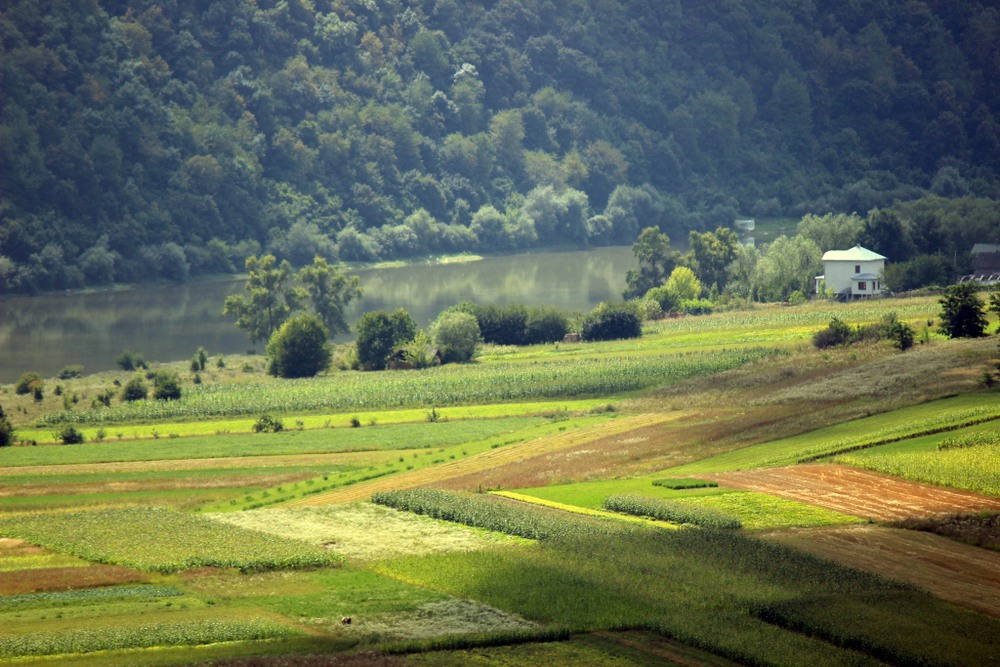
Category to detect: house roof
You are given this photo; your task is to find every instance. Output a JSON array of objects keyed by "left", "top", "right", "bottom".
[
  {"left": 821, "top": 245, "right": 886, "bottom": 262},
  {"left": 972, "top": 243, "right": 1000, "bottom": 255}
]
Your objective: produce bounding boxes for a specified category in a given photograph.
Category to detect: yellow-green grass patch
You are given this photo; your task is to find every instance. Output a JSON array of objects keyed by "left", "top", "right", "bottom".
[
  {"left": 837, "top": 441, "right": 1000, "bottom": 497},
  {"left": 510, "top": 477, "right": 728, "bottom": 510},
  {"left": 206, "top": 504, "right": 527, "bottom": 562},
  {"left": 665, "top": 492, "right": 867, "bottom": 530},
  {"left": 492, "top": 491, "right": 681, "bottom": 529},
  {"left": 17, "top": 399, "right": 611, "bottom": 444}
]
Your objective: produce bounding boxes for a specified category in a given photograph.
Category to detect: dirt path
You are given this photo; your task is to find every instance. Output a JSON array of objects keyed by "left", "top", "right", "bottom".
[
  {"left": 705, "top": 464, "right": 1000, "bottom": 521},
  {"left": 765, "top": 525, "right": 1000, "bottom": 618}
]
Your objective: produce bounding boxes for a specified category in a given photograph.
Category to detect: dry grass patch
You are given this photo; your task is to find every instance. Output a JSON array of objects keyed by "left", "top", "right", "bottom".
[
  {"left": 344, "top": 598, "right": 536, "bottom": 643},
  {"left": 206, "top": 504, "right": 524, "bottom": 562},
  {"left": 0, "top": 565, "right": 148, "bottom": 595}
]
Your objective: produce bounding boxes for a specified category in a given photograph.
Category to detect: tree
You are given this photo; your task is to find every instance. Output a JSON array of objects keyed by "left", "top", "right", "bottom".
[
  {"left": 688, "top": 227, "right": 739, "bottom": 291},
  {"left": 266, "top": 314, "right": 331, "bottom": 378},
  {"left": 939, "top": 283, "right": 987, "bottom": 338},
  {"left": 796, "top": 213, "right": 864, "bottom": 252},
  {"left": 431, "top": 311, "right": 481, "bottom": 363},
  {"left": 298, "top": 256, "right": 362, "bottom": 335},
  {"left": 664, "top": 266, "right": 702, "bottom": 302},
  {"left": 0, "top": 404, "right": 14, "bottom": 447},
  {"left": 751, "top": 236, "right": 822, "bottom": 302},
  {"left": 355, "top": 309, "right": 416, "bottom": 371},
  {"left": 224, "top": 255, "right": 302, "bottom": 345},
  {"left": 624, "top": 227, "right": 679, "bottom": 299}
]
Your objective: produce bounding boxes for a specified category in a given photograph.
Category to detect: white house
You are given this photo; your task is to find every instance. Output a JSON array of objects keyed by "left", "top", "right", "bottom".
[{"left": 814, "top": 245, "right": 886, "bottom": 298}]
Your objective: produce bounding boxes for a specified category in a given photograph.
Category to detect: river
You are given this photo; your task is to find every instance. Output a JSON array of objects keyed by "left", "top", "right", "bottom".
[{"left": 0, "top": 246, "right": 634, "bottom": 383}]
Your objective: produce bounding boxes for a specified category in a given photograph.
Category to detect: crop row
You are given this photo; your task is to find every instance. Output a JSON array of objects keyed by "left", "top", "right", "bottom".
[
  {"left": 603, "top": 494, "right": 742, "bottom": 530},
  {"left": 0, "top": 585, "right": 183, "bottom": 612},
  {"left": 0, "top": 619, "right": 297, "bottom": 658},
  {"left": 371, "top": 489, "right": 614, "bottom": 540},
  {"left": 837, "top": 443, "right": 1000, "bottom": 497},
  {"left": 0, "top": 507, "right": 342, "bottom": 573},
  {"left": 38, "top": 348, "right": 778, "bottom": 426}
]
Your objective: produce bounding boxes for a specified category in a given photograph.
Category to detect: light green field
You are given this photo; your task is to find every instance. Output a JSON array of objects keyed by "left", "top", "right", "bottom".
[{"left": 665, "top": 392, "right": 1000, "bottom": 475}]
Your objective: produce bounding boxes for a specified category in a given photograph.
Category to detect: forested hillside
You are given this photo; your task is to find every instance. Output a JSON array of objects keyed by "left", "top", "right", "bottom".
[{"left": 1, "top": 0, "right": 998, "bottom": 293}]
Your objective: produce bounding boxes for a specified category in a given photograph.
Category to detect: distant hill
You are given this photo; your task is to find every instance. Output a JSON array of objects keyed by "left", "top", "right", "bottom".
[{"left": 1, "top": 0, "right": 998, "bottom": 292}]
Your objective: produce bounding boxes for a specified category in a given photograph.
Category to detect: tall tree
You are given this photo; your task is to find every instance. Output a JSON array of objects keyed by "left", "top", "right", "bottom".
[
  {"left": 624, "top": 227, "right": 679, "bottom": 299},
  {"left": 688, "top": 227, "right": 740, "bottom": 291},
  {"left": 298, "top": 256, "right": 362, "bottom": 335},
  {"left": 939, "top": 283, "right": 987, "bottom": 338},
  {"left": 223, "top": 255, "right": 302, "bottom": 345}
]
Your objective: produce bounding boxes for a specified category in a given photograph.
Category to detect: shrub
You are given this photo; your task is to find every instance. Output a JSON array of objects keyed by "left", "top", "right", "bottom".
[
  {"left": 0, "top": 405, "right": 14, "bottom": 447},
  {"left": 645, "top": 285, "right": 679, "bottom": 313},
  {"left": 15, "top": 372, "right": 42, "bottom": 395},
  {"left": 651, "top": 478, "right": 719, "bottom": 490},
  {"left": 475, "top": 304, "right": 528, "bottom": 345},
  {"left": 152, "top": 371, "right": 182, "bottom": 401},
  {"left": 356, "top": 310, "right": 415, "bottom": 371},
  {"left": 638, "top": 296, "right": 662, "bottom": 321},
  {"left": 680, "top": 298, "right": 714, "bottom": 315},
  {"left": 122, "top": 377, "right": 148, "bottom": 402},
  {"left": 603, "top": 494, "right": 742, "bottom": 529},
  {"left": 252, "top": 414, "right": 284, "bottom": 433},
  {"left": 58, "top": 365, "right": 84, "bottom": 379},
  {"left": 266, "top": 314, "right": 331, "bottom": 378},
  {"left": 57, "top": 426, "right": 85, "bottom": 445},
  {"left": 524, "top": 306, "right": 569, "bottom": 344},
  {"left": 115, "top": 350, "right": 146, "bottom": 371},
  {"left": 812, "top": 317, "right": 853, "bottom": 348},
  {"left": 581, "top": 301, "right": 642, "bottom": 341},
  {"left": 431, "top": 311, "right": 481, "bottom": 363}
]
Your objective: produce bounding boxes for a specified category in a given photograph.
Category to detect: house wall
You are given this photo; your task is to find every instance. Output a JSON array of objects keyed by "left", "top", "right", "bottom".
[{"left": 824, "top": 260, "right": 884, "bottom": 294}]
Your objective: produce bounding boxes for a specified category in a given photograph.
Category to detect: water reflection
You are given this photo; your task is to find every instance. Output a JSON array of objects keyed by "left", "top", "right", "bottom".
[{"left": 0, "top": 247, "right": 633, "bottom": 382}]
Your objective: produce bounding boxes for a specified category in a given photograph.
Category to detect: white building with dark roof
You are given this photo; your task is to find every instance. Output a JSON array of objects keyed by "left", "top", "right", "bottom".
[{"left": 815, "top": 245, "right": 886, "bottom": 298}]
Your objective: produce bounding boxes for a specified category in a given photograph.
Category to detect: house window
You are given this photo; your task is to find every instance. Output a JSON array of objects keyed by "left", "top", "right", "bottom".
[
  {"left": 855, "top": 265, "right": 861, "bottom": 273},
  {"left": 858, "top": 281, "right": 867, "bottom": 291}
]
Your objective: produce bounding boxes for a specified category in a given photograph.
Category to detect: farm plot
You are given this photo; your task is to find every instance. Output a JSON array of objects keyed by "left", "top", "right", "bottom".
[
  {"left": 704, "top": 464, "right": 1000, "bottom": 521},
  {"left": 290, "top": 413, "right": 678, "bottom": 505},
  {"left": 0, "top": 507, "right": 341, "bottom": 573},
  {"left": 765, "top": 525, "right": 1000, "bottom": 618},
  {"left": 0, "top": 538, "right": 148, "bottom": 595},
  {"left": 206, "top": 504, "right": 526, "bottom": 562}
]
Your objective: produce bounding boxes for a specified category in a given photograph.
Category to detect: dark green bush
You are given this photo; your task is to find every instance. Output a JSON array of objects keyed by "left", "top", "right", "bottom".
[
  {"left": 14, "top": 372, "right": 41, "bottom": 395},
  {"left": 0, "top": 405, "right": 14, "bottom": 447},
  {"left": 122, "top": 377, "right": 148, "bottom": 402},
  {"left": 58, "top": 365, "right": 84, "bottom": 380},
  {"left": 152, "top": 371, "right": 182, "bottom": 401},
  {"left": 252, "top": 415, "right": 285, "bottom": 433},
  {"left": 266, "top": 314, "right": 330, "bottom": 378},
  {"left": 57, "top": 426, "right": 85, "bottom": 445},
  {"left": 651, "top": 478, "right": 719, "bottom": 490},
  {"left": 581, "top": 301, "right": 642, "bottom": 342}
]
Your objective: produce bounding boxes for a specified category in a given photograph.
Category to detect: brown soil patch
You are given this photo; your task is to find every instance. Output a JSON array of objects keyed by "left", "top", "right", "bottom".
[
  {"left": 0, "top": 472, "right": 312, "bottom": 498},
  {"left": 0, "top": 564, "right": 148, "bottom": 595},
  {"left": 705, "top": 464, "right": 1000, "bottom": 521},
  {"left": 765, "top": 525, "right": 1000, "bottom": 618},
  {"left": 0, "top": 537, "right": 46, "bottom": 556}
]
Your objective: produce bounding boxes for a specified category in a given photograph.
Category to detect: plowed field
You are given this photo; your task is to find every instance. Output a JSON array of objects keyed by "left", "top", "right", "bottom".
[
  {"left": 705, "top": 464, "right": 1000, "bottom": 521},
  {"left": 766, "top": 525, "right": 1000, "bottom": 618}
]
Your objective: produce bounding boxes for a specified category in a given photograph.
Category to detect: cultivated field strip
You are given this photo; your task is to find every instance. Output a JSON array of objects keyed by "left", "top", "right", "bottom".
[
  {"left": 706, "top": 464, "right": 1000, "bottom": 521},
  {"left": 289, "top": 413, "right": 678, "bottom": 505},
  {"left": 765, "top": 525, "right": 1000, "bottom": 618}
]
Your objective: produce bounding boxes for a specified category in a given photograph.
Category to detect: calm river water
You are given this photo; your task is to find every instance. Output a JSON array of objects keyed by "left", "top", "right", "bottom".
[{"left": 0, "top": 246, "right": 634, "bottom": 383}]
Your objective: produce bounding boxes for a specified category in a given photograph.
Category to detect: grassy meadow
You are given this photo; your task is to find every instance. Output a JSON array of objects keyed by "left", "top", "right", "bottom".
[{"left": 1, "top": 294, "right": 999, "bottom": 665}]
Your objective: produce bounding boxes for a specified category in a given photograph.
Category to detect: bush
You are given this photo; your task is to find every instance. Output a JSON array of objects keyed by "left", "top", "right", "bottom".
[
  {"left": 252, "top": 415, "right": 285, "bottom": 433},
  {"left": 115, "top": 350, "right": 147, "bottom": 371},
  {"left": 58, "top": 365, "right": 84, "bottom": 379},
  {"left": 812, "top": 318, "right": 853, "bottom": 348},
  {"left": 355, "top": 309, "right": 416, "bottom": 371},
  {"left": 15, "top": 372, "right": 42, "bottom": 395},
  {"left": 266, "top": 314, "right": 331, "bottom": 378},
  {"left": 645, "top": 285, "right": 679, "bottom": 313},
  {"left": 151, "top": 371, "right": 182, "bottom": 401},
  {"left": 122, "top": 377, "right": 148, "bottom": 402},
  {"left": 56, "top": 426, "right": 85, "bottom": 445},
  {"left": 581, "top": 301, "right": 642, "bottom": 342},
  {"left": 680, "top": 298, "right": 714, "bottom": 315},
  {"left": 431, "top": 311, "right": 481, "bottom": 363},
  {"left": 524, "top": 306, "right": 569, "bottom": 344},
  {"left": 0, "top": 405, "right": 14, "bottom": 447},
  {"left": 475, "top": 304, "right": 528, "bottom": 345}
]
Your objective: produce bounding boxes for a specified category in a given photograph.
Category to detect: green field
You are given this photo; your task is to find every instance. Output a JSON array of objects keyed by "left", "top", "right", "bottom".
[{"left": 0, "top": 295, "right": 997, "bottom": 665}]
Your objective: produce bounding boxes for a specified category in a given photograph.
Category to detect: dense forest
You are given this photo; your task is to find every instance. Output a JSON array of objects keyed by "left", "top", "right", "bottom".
[{"left": 1, "top": 0, "right": 999, "bottom": 294}]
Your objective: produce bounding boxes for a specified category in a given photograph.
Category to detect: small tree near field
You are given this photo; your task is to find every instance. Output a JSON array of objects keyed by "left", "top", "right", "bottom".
[
  {"left": 152, "top": 371, "right": 182, "bottom": 401},
  {"left": 266, "top": 314, "right": 331, "bottom": 378},
  {"left": 122, "top": 377, "right": 148, "bottom": 402},
  {"left": 431, "top": 311, "right": 481, "bottom": 363},
  {"left": 0, "top": 405, "right": 14, "bottom": 447},
  {"left": 939, "top": 283, "right": 987, "bottom": 338}
]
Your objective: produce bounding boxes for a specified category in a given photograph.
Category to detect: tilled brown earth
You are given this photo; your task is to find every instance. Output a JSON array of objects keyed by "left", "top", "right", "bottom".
[
  {"left": 765, "top": 525, "right": 1000, "bottom": 618},
  {"left": 705, "top": 463, "right": 1000, "bottom": 521}
]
